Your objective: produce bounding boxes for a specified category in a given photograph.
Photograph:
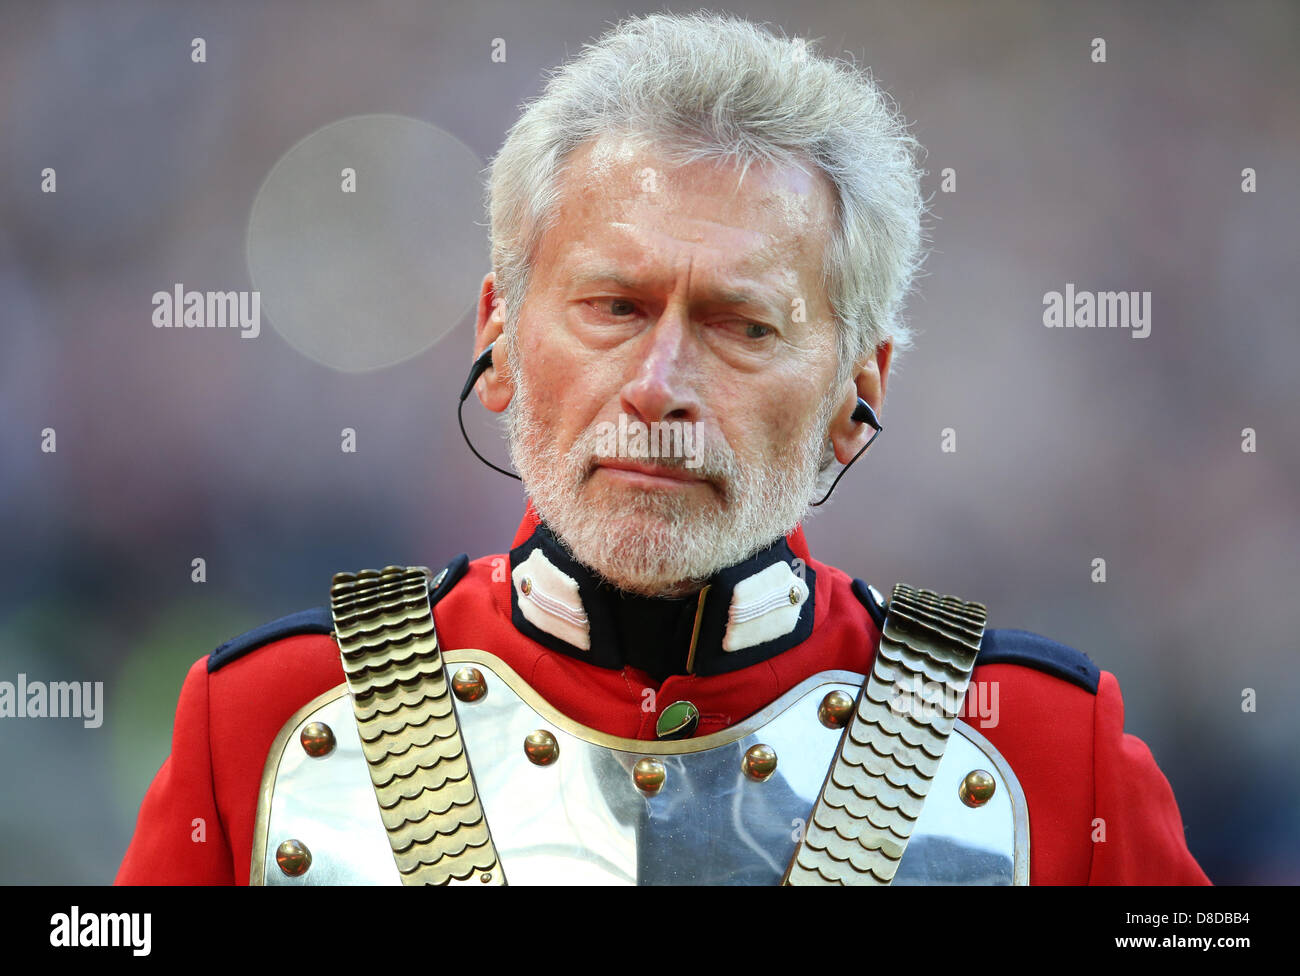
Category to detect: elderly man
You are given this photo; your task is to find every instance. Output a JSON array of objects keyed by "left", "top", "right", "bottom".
[{"left": 117, "top": 12, "right": 1208, "bottom": 886}]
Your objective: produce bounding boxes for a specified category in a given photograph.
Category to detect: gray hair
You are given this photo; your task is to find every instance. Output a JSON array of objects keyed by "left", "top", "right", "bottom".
[{"left": 486, "top": 10, "right": 928, "bottom": 394}]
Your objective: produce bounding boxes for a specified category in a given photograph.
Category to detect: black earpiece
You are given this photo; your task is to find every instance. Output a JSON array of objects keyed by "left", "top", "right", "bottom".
[
  {"left": 459, "top": 340, "right": 498, "bottom": 403},
  {"left": 850, "top": 397, "right": 882, "bottom": 431},
  {"left": 457, "top": 340, "right": 523, "bottom": 481},
  {"left": 811, "top": 397, "right": 883, "bottom": 507}
]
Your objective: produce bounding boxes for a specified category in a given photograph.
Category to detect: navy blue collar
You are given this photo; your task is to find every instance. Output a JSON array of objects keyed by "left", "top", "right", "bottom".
[{"left": 508, "top": 520, "right": 816, "bottom": 680}]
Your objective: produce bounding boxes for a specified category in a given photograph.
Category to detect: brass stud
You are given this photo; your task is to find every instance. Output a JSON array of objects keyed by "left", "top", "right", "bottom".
[
  {"left": 655, "top": 701, "right": 700, "bottom": 741},
  {"left": 817, "top": 690, "right": 855, "bottom": 729},
  {"left": 524, "top": 729, "right": 559, "bottom": 766},
  {"left": 520, "top": 576, "right": 533, "bottom": 595},
  {"left": 275, "top": 839, "right": 311, "bottom": 877},
  {"left": 480, "top": 872, "right": 492, "bottom": 883},
  {"left": 959, "top": 769, "right": 996, "bottom": 808},
  {"left": 633, "top": 757, "right": 667, "bottom": 796},
  {"left": 742, "top": 744, "right": 778, "bottom": 782},
  {"left": 789, "top": 586, "right": 801, "bottom": 605},
  {"left": 300, "top": 722, "right": 336, "bottom": 757},
  {"left": 451, "top": 666, "right": 488, "bottom": 703}
]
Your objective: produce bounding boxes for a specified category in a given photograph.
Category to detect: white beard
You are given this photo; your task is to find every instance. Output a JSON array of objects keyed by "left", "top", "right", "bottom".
[{"left": 503, "top": 338, "right": 837, "bottom": 597}]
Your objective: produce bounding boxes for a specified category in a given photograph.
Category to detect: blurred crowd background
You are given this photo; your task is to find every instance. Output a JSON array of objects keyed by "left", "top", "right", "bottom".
[{"left": 1, "top": 0, "right": 1296, "bottom": 884}]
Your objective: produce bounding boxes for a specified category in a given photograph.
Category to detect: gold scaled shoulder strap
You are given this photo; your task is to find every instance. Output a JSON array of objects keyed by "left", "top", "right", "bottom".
[
  {"left": 784, "top": 583, "right": 987, "bottom": 885},
  {"left": 330, "top": 565, "right": 505, "bottom": 885}
]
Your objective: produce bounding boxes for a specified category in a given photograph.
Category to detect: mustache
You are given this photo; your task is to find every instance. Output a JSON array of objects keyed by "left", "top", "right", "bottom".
[{"left": 575, "top": 425, "right": 738, "bottom": 487}]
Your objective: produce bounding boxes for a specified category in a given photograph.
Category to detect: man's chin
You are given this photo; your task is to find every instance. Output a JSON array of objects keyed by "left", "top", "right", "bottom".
[
  {"left": 551, "top": 500, "right": 721, "bottom": 595},
  {"left": 582, "top": 551, "right": 711, "bottom": 599},
  {"left": 574, "top": 505, "right": 692, "bottom": 554}
]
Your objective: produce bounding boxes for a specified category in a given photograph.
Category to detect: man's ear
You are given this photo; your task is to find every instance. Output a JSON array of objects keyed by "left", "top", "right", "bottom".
[
  {"left": 472, "top": 272, "right": 514, "bottom": 413},
  {"left": 827, "top": 340, "right": 893, "bottom": 465}
]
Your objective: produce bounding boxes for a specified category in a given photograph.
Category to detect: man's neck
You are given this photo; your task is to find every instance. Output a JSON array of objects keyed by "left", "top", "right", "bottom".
[{"left": 507, "top": 508, "right": 817, "bottom": 681}]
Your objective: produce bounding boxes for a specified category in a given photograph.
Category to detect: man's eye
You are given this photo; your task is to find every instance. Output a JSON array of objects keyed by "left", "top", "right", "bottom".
[
  {"left": 594, "top": 298, "right": 636, "bottom": 316},
  {"left": 738, "top": 322, "right": 774, "bottom": 340}
]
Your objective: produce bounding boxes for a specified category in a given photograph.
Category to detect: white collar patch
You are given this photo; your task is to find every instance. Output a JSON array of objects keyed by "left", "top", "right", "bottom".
[
  {"left": 512, "top": 547, "right": 591, "bottom": 651},
  {"left": 723, "top": 560, "right": 808, "bottom": 652}
]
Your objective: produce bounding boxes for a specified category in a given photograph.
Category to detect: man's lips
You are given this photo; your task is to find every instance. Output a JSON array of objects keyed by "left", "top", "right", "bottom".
[{"left": 595, "top": 460, "right": 708, "bottom": 484}]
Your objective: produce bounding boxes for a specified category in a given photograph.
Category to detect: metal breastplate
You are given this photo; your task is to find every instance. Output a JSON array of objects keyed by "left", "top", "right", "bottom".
[{"left": 251, "top": 648, "right": 1029, "bottom": 885}]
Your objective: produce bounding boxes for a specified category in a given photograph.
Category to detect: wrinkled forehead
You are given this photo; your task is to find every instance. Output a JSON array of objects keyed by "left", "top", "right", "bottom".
[{"left": 541, "top": 132, "right": 838, "bottom": 287}]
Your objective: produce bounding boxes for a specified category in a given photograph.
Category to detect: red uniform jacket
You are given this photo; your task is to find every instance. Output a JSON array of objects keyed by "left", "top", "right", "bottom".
[{"left": 116, "top": 503, "right": 1210, "bottom": 885}]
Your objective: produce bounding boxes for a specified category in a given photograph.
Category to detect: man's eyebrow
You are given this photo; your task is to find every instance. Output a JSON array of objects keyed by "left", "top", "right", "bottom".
[
  {"left": 565, "top": 267, "right": 789, "bottom": 320},
  {"left": 565, "top": 267, "right": 641, "bottom": 290}
]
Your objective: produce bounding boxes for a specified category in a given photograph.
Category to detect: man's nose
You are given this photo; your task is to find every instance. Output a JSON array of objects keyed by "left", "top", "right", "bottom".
[{"left": 619, "top": 307, "right": 702, "bottom": 424}]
